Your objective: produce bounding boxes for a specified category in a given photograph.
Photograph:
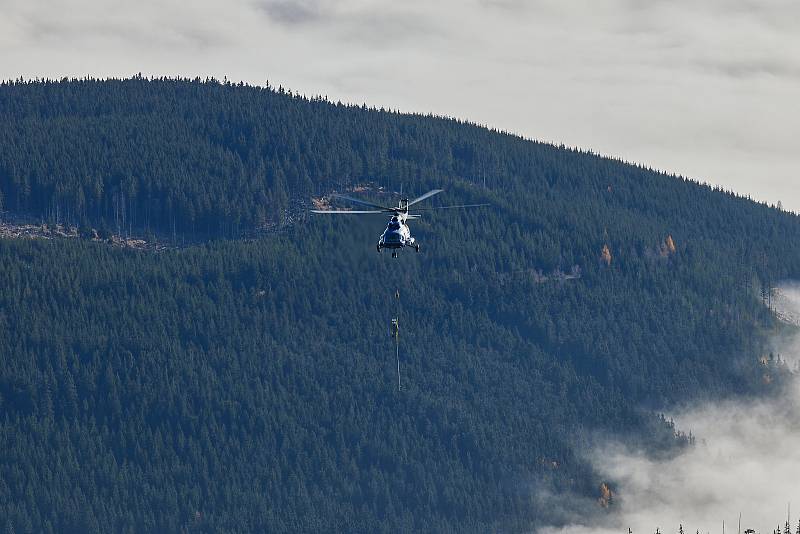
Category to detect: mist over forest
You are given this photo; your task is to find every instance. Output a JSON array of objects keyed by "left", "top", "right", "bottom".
[{"left": 543, "top": 283, "right": 800, "bottom": 534}]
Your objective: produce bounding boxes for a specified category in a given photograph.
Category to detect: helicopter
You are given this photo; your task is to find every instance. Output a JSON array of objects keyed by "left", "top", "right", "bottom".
[{"left": 311, "top": 189, "right": 488, "bottom": 258}]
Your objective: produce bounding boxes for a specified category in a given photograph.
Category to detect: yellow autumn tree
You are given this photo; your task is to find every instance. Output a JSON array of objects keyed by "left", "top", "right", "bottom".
[
  {"left": 601, "top": 244, "right": 612, "bottom": 266},
  {"left": 665, "top": 234, "right": 676, "bottom": 254},
  {"left": 598, "top": 482, "right": 613, "bottom": 508}
]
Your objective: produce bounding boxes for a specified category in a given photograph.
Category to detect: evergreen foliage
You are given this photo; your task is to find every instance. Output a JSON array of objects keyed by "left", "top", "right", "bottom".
[{"left": 0, "top": 78, "right": 798, "bottom": 532}]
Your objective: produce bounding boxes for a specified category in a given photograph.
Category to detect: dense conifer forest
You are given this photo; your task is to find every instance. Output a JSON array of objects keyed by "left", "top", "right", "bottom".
[{"left": 0, "top": 77, "right": 799, "bottom": 532}]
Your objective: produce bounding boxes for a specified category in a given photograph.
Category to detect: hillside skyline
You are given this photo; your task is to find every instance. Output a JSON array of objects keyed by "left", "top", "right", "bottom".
[{"left": 3, "top": 0, "right": 799, "bottom": 212}]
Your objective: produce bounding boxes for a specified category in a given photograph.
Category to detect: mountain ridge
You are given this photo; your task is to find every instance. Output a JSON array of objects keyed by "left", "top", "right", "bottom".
[{"left": 0, "top": 77, "right": 798, "bottom": 532}]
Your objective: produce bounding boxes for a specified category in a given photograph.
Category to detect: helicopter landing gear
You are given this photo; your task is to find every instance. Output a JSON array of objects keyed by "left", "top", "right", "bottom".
[
  {"left": 415, "top": 244, "right": 420, "bottom": 253},
  {"left": 391, "top": 251, "right": 398, "bottom": 259},
  {"left": 377, "top": 244, "right": 381, "bottom": 253}
]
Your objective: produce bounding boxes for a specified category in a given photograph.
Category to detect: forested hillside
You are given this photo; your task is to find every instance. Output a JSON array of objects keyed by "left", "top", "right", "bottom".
[{"left": 0, "top": 77, "right": 798, "bottom": 533}]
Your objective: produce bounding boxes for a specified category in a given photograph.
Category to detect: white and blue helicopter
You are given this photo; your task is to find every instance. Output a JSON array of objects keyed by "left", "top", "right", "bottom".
[{"left": 312, "top": 189, "right": 488, "bottom": 258}]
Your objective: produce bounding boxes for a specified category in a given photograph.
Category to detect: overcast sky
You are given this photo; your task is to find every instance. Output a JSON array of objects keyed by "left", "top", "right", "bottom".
[{"left": 3, "top": 0, "right": 798, "bottom": 211}]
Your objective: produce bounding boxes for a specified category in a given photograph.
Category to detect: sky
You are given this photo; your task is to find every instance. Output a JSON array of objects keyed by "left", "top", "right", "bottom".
[
  {"left": 540, "top": 283, "right": 800, "bottom": 534},
  {"left": 2, "top": 0, "right": 799, "bottom": 211}
]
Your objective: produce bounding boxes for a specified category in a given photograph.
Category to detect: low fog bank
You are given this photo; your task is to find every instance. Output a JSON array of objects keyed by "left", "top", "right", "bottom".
[
  {"left": 540, "top": 284, "right": 800, "bottom": 534},
  {"left": 771, "top": 283, "right": 800, "bottom": 368}
]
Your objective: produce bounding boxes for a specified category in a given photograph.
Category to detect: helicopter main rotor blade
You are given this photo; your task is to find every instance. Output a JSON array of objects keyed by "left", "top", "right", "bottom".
[
  {"left": 311, "top": 209, "right": 385, "bottom": 214},
  {"left": 330, "top": 193, "right": 393, "bottom": 211},
  {"left": 412, "top": 203, "right": 491, "bottom": 211},
  {"left": 406, "top": 189, "right": 444, "bottom": 207}
]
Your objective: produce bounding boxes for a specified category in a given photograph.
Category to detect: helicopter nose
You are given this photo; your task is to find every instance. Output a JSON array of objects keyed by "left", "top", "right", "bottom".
[{"left": 385, "top": 231, "right": 402, "bottom": 243}]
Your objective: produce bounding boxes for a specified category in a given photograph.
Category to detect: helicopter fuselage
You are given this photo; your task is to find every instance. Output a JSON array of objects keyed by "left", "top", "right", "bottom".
[
  {"left": 377, "top": 214, "right": 419, "bottom": 257},
  {"left": 311, "top": 188, "right": 486, "bottom": 259}
]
